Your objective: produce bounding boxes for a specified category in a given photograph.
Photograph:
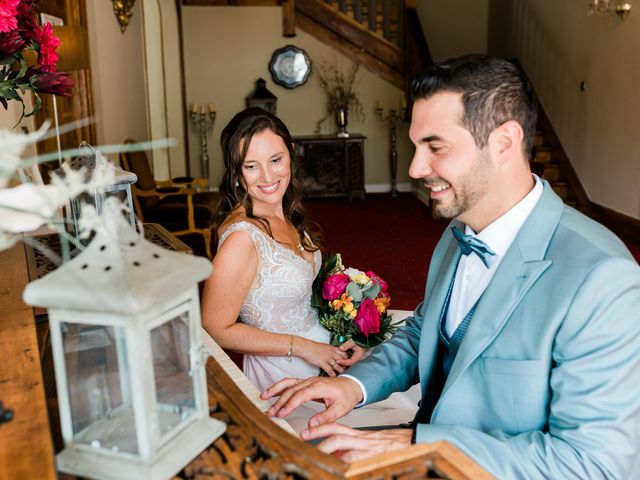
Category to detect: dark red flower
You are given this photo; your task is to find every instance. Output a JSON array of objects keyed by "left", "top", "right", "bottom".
[
  {"left": 15, "top": 2, "right": 37, "bottom": 41},
  {"left": 34, "top": 22, "right": 60, "bottom": 72},
  {"left": 30, "top": 69, "right": 73, "bottom": 96},
  {"left": 0, "top": 28, "right": 25, "bottom": 56}
]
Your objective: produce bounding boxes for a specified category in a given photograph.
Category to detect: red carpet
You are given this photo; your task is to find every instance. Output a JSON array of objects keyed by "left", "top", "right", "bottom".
[
  {"left": 304, "top": 194, "right": 640, "bottom": 311},
  {"left": 304, "top": 194, "right": 448, "bottom": 310}
]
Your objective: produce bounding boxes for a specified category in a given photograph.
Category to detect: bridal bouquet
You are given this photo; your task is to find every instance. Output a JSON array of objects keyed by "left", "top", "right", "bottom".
[{"left": 311, "top": 253, "right": 400, "bottom": 348}]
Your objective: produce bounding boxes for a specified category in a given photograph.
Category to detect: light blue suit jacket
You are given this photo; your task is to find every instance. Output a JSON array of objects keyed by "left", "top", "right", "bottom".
[{"left": 346, "top": 182, "right": 640, "bottom": 479}]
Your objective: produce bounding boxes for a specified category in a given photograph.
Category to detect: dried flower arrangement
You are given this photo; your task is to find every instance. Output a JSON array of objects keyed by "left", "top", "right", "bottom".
[{"left": 314, "top": 62, "right": 365, "bottom": 134}]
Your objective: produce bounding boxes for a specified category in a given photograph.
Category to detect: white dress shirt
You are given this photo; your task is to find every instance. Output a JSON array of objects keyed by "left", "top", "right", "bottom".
[{"left": 445, "top": 175, "right": 543, "bottom": 337}]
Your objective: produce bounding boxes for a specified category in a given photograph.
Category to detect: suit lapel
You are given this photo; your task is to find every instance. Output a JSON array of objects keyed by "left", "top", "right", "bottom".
[
  {"left": 433, "top": 182, "right": 564, "bottom": 412},
  {"left": 418, "top": 225, "right": 461, "bottom": 388}
]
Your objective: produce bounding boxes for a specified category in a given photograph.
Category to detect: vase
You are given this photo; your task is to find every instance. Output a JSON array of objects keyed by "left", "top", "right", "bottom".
[{"left": 335, "top": 105, "right": 349, "bottom": 138}]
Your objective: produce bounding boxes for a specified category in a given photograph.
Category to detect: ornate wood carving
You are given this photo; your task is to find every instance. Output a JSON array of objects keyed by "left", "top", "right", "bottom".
[{"left": 178, "top": 356, "right": 493, "bottom": 479}]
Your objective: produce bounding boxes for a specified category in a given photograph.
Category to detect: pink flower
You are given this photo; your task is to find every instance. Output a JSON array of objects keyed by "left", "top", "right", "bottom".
[
  {"left": 30, "top": 70, "right": 73, "bottom": 96},
  {"left": 34, "top": 22, "right": 60, "bottom": 72},
  {"left": 322, "top": 273, "right": 350, "bottom": 301},
  {"left": 0, "top": 0, "right": 19, "bottom": 34},
  {"left": 354, "top": 298, "right": 381, "bottom": 337},
  {"left": 366, "top": 270, "right": 388, "bottom": 294}
]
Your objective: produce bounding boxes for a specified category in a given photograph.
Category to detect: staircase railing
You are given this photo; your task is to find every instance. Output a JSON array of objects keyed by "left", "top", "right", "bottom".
[{"left": 320, "top": 0, "right": 405, "bottom": 48}]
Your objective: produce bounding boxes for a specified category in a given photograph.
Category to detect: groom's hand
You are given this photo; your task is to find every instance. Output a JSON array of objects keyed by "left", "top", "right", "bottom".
[
  {"left": 262, "top": 376, "right": 363, "bottom": 426},
  {"left": 301, "top": 423, "right": 413, "bottom": 462}
]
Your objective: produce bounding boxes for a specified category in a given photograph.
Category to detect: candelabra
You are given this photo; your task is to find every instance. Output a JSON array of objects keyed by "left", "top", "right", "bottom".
[
  {"left": 376, "top": 104, "right": 405, "bottom": 197},
  {"left": 189, "top": 103, "right": 216, "bottom": 180}
]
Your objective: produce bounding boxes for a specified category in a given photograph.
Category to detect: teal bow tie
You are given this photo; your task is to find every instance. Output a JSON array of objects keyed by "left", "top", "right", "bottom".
[{"left": 451, "top": 226, "right": 496, "bottom": 268}]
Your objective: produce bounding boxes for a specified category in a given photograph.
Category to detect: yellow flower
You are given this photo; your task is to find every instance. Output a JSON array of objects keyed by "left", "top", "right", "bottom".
[
  {"left": 374, "top": 296, "right": 391, "bottom": 314},
  {"left": 349, "top": 309, "right": 357, "bottom": 318},
  {"left": 343, "top": 302, "right": 354, "bottom": 314},
  {"left": 352, "top": 273, "right": 370, "bottom": 286}
]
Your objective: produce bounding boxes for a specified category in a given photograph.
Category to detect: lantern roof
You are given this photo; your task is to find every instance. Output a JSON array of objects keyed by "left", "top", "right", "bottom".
[
  {"left": 23, "top": 199, "right": 211, "bottom": 315},
  {"left": 53, "top": 145, "right": 137, "bottom": 188}
]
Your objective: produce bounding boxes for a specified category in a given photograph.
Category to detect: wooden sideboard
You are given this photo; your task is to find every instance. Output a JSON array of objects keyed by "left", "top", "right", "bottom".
[{"left": 294, "top": 134, "right": 366, "bottom": 200}]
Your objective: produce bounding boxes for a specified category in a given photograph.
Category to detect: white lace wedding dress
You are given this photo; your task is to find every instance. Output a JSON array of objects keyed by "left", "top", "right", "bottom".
[{"left": 219, "top": 221, "right": 420, "bottom": 433}]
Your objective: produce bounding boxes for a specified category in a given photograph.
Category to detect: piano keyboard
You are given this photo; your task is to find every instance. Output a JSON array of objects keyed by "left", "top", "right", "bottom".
[{"left": 200, "top": 329, "right": 297, "bottom": 435}]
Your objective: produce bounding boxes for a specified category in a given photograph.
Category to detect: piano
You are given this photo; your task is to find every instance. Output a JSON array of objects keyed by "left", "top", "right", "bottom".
[{"left": 1, "top": 241, "right": 493, "bottom": 480}]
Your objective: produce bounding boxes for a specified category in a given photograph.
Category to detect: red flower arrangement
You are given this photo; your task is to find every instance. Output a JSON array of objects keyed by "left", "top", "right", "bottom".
[
  {"left": 0, "top": 0, "right": 73, "bottom": 122},
  {"left": 312, "top": 253, "right": 400, "bottom": 348}
]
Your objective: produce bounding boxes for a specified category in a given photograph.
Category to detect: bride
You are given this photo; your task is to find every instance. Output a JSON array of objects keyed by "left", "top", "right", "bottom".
[{"left": 202, "top": 107, "right": 417, "bottom": 432}]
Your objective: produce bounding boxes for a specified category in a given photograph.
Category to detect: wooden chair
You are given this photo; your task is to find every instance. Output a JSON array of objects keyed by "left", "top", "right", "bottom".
[{"left": 119, "top": 139, "right": 218, "bottom": 258}]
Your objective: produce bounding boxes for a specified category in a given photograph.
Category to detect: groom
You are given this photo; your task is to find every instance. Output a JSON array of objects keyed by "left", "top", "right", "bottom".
[{"left": 262, "top": 54, "right": 640, "bottom": 478}]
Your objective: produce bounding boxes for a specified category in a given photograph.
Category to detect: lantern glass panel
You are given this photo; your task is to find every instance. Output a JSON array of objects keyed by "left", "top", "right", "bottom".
[
  {"left": 150, "top": 314, "right": 196, "bottom": 438},
  {"left": 62, "top": 322, "right": 138, "bottom": 454}
]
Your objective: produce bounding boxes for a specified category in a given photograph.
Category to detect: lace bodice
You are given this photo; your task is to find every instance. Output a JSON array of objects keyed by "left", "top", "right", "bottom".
[{"left": 218, "top": 221, "right": 325, "bottom": 337}]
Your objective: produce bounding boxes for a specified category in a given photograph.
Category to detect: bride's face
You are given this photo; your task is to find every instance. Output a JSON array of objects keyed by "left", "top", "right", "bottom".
[{"left": 240, "top": 129, "right": 291, "bottom": 210}]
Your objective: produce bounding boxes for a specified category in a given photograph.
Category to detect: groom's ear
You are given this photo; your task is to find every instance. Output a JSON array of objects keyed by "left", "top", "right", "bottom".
[{"left": 489, "top": 120, "right": 523, "bottom": 165}]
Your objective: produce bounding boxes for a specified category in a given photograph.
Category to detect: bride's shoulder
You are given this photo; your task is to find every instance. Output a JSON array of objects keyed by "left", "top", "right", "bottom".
[{"left": 218, "top": 212, "right": 264, "bottom": 240}]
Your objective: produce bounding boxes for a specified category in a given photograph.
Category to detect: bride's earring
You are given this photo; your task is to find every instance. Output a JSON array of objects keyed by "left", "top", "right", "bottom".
[{"left": 235, "top": 179, "right": 240, "bottom": 188}]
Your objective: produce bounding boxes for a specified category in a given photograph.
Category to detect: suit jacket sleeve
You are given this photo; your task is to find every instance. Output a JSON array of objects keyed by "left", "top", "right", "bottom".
[{"left": 415, "top": 257, "right": 640, "bottom": 479}]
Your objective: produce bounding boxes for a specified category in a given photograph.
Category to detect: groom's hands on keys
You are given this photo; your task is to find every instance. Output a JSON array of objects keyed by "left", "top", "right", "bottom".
[
  {"left": 262, "top": 376, "right": 363, "bottom": 427},
  {"left": 301, "top": 423, "right": 413, "bottom": 462}
]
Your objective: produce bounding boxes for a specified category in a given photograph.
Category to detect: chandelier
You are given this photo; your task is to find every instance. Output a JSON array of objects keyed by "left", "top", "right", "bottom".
[{"left": 587, "top": 0, "right": 632, "bottom": 22}]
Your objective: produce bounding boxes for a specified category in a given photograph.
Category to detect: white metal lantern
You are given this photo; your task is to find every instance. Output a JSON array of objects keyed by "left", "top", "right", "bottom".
[
  {"left": 23, "top": 202, "right": 224, "bottom": 480},
  {"left": 56, "top": 144, "right": 137, "bottom": 241}
]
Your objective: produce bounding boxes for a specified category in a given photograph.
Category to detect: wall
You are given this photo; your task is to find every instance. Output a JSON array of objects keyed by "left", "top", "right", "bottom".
[
  {"left": 416, "top": 0, "right": 489, "bottom": 61},
  {"left": 489, "top": 0, "right": 640, "bottom": 219},
  {"left": 86, "top": 0, "right": 149, "bottom": 154},
  {"left": 181, "top": 6, "right": 413, "bottom": 191}
]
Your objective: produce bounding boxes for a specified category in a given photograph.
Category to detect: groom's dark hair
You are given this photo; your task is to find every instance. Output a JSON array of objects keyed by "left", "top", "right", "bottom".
[{"left": 411, "top": 54, "right": 538, "bottom": 161}]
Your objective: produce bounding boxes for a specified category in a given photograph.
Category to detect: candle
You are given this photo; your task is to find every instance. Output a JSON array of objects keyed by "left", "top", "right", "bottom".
[
  {"left": 200, "top": 104, "right": 206, "bottom": 115},
  {"left": 376, "top": 100, "right": 383, "bottom": 110},
  {"left": 190, "top": 103, "right": 197, "bottom": 113},
  {"left": 208, "top": 103, "right": 215, "bottom": 113}
]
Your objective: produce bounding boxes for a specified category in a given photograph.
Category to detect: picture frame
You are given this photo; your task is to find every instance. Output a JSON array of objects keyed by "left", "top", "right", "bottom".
[
  {"left": 40, "top": 13, "right": 64, "bottom": 27},
  {"left": 268, "top": 45, "right": 311, "bottom": 89}
]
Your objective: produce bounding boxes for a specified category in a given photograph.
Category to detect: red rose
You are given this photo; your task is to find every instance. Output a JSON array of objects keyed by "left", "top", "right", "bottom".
[
  {"left": 366, "top": 270, "right": 388, "bottom": 294},
  {"left": 354, "top": 298, "right": 380, "bottom": 337},
  {"left": 322, "top": 273, "right": 350, "bottom": 301}
]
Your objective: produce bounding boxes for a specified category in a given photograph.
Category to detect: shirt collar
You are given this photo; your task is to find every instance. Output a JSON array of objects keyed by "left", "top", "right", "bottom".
[{"left": 465, "top": 174, "right": 543, "bottom": 257}]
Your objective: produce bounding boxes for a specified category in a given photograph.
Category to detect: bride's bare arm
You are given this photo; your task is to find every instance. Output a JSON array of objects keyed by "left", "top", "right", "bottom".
[{"left": 201, "top": 230, "right": 348, "bottom": 376}]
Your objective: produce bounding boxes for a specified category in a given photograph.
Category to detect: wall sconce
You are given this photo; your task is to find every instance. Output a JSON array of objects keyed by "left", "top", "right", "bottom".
[
  {"left": 587, "top": 0, "right": 632, "bottom": 22},
  {"left": 112, "top": 0, "right": 136, "bottom": 33}
]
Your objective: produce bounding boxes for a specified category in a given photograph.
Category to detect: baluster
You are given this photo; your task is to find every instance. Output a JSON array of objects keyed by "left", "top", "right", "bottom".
[
  {"left": 382, "top": 0, "right": 391, "bottom": 40},
  {"left": 338, "top": 0, "right": 347, "bottom": 13},
  {"left": 368, "top": 0, "right": 377, "bottom": 32},
  {"left": 396, "top": 0, "right": 404, "bottom": 48},
  {"left": 353, "top": 0, "right": 362, "bottom": 22}
]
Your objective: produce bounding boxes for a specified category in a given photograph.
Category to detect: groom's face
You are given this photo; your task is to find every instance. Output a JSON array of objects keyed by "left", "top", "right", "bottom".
[{"left": 408, "top": 92, "right": 494, "bottom": 225}]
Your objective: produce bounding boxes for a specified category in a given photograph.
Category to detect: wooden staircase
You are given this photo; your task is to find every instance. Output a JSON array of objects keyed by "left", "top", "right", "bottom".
[
  {"left": 183, "top": 0, "right": 432, "bottom": 98},
  {"left": 530, "top": 98, "right": 589, "bottom": 212}
]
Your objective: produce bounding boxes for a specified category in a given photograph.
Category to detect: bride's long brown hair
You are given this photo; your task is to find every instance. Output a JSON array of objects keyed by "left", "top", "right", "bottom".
[{"left": 215, "top": 107, "right": 323, "bottom": 251}]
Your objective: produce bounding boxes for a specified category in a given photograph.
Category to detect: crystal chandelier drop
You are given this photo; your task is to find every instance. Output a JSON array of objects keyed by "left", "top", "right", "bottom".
[{"left": 587, "top": 0, "right": 632, "bottom": 23}]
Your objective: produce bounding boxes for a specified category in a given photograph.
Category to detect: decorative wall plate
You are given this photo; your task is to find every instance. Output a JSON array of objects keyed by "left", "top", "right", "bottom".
[{"left": 269, "top": 45, "right": 311, "bottom": 89}]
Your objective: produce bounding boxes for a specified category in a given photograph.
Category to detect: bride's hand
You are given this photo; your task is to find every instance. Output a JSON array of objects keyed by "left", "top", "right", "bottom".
[
  {"left": 298, "top": 339, "right": 349, "bottom": 376},
  {"left": 337, "top": 339, "right": 365, "bottom": 367}
]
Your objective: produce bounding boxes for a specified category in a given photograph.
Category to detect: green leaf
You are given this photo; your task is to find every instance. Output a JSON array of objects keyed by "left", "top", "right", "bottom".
[
  {"left": 0, "top": 97, "right": 7, "bottom": 109},
  {"left": 24, "top": 93, "right": 41, "bottom": 118},
  {"left": 0, "top": 54, "right": 18, "bottom": 66},
  {"left": 346, "top": 282, "right": 363, "bottom": 302},
  {"left": 361, "top": 282, "right": 380, "bottom": 300},
  {"left": 15, "top": 57, "right": 27, "bottom": 80}
]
